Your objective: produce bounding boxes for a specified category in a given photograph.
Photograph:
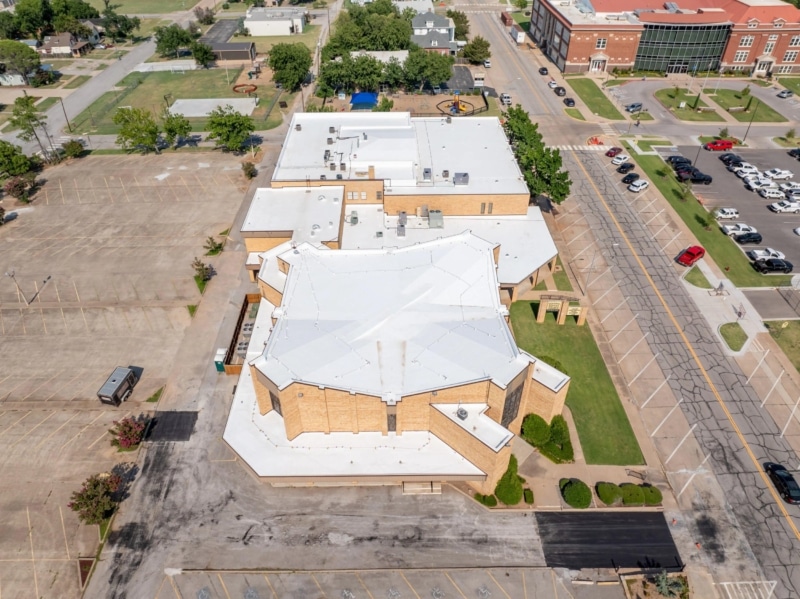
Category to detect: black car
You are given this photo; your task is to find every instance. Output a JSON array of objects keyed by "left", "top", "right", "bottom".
[
  {"left": 554, "top": 86, "right": 566, "bottom": 96},
  {"left": 765, "top": 462, "right": 800, "bottom": 504},
  {"left": 667, "top": 155, "right": 691, "bottom": 166},
  {"left": 678, "top": 171, "right": 712, "bottom": 185},
  {"left": 735, "top": 232, "right": 763, "bottom": 245},
  {"left": 719, "top": 153, "right": 742, "bottom": 165},
  {"left": 563, "top": 97, "right": 575, "bottom": 107},
  {"left": 675, "top": 165, "right": 700, "bottom": 176},
  {"left": 616, "top": 163, "right": 635, "bottom": 174},
  {"left": 622, "top": 173, "right": 640, "bottom": 184},
  {"left": 790, "top": 148, "right": 800, "bottom": 159},
  {"left": 539, "top": 67, "right": 548, "bottom": 75},
  {"left": 755, "top": 258, "right": 793, "bottom": 273}
]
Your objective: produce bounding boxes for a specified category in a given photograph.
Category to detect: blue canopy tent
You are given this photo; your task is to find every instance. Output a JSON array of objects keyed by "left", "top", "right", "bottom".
[{"left": 350, "top": 92, "right": 379, "bottom": 111}]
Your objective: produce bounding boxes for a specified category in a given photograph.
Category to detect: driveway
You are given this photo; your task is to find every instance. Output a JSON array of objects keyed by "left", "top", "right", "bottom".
[{"left": 200, "top": 18, "right": 240, "bottom": 44}]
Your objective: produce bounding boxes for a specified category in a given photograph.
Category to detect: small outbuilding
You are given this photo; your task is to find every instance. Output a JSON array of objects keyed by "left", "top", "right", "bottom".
[
  {"left": 244, "top": 7, "right": 306, "bottom": 36},
  {"left": 208, "top": 42, "right": 256, "bottom": 62}
]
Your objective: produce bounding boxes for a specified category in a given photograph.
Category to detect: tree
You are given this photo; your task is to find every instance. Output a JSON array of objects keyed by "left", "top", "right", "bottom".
[
  {"left": 190, "top": 41, "right": 214, "bottom": 68},
  {"left": 0, "top": 13, "right": 21, "bottom": 40},
  {"left": 0, "top": 41, "right": 41, "bottom": 84},
  {"left": 206, "top": 104, "right": 254, "bottom": 151},
  {"left": 161, "top": 111, "right": 191, "bottom": 148},
  {"left": 4, "top": 175, "right": 34, "bottom": 201},
  {"left": 67, "top": 473, "right": 122, "bottom": 525},
  {"left": 404, "top": 48, "right": 453, "bottom": 91},
  {"left": 350, "top": 53, "right": 383, "bottom": 91},
  {"left": 53, "top": 14, "right": 91, "bottom": 37},
  {"left": 62, "top": 139, "right": 84, "bottom": 158},
  {"left": 373, "top": 96, "right": 393, "bottom": 111},
  {"left": 654, "top": 571, "right": 685, "bottom": 598},
  {"left": 382, "top": 56, "right": 405, "bottom": 91},
  {"left": 204, "top": 235, "right": 224, "bottom": 253},
  {"left": 787, "top": 128, "right": 797, "bottom": 140},
  {"left": 0, "top": 141, "right": 32, "bottom": 177},
  {"left": 462, "top": 36, "right": 491, "bottom": 64},
  {"left": 268, "top": 42, "right": 312, "bottom": 91},
  {"left": 193, "top": 5, "right": 215, "bottom": 25},
  {"left": 741, "top": 84, "right": 751, "bottom": 97},
  {"left": 513, "top": 0, "right": 527, "bottom": 9},
  {"left": 192, "top": 257, "right": 211, "bottom": 281},
  {"left": 154, "top": 23, "right": 193, "bottom": 58},
  {"left": 494, "top": 455, "right": 523, "bottom": 505},
  {"left": 51, "top": 0, "right": 99, "bottom": 19},
  {"left": 14, "top": 0, "right": 53, "bottom": 37},
  {"left": 9, "top": 96, "right": 49, "bottom": 160},
  {"left": 113, "top": 107, "right": 160, "bottom": 153},
  {"left": 108, "top": 416, "right": 147, "bottom": 449},
  {"left": 446, "top": 9, "right": 469, "bottom": 40},
  {"left": 102, "top": 6, "right": 140, "bottom": 41}
]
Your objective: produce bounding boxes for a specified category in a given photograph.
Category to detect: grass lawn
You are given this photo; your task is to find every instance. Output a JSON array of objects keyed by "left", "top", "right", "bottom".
[
  {"left": 248, "top": 25, "right": 320, "bottom": 54},
  {"left": 774, "top": 136, "right": 800, "bottom": 148},
  {"left": 653, "top": 87, "right": 723, "bottom": 122},
  {"left": 565, "top": 78, "right": 624, "bottom": 120},
  {"left": 145, "top": 386, "right": 164, "bottom": 402},
  {"left": 86, "top": 0, "right": 198, "bottom": 13},
  {"left": 766, "top": 321, "right": 800, "bottom": 373},
  {"left": 720, "top": 322, "right": 747, "bottom": 351},
  {"left": 708, "top": 89, "right": 787, "bottom": 122},
  {"left": 622, "top": 142, "right": 791, "bottom": 288},
  {"left": 71, "top": 68, "right": 252, "bottom": 134},
  {"left": 64, "top": 75, "right": 91, "bottom": 89},
  {"left": 510, "top": 303, "right": 643, "bottom": 465},
  {"left": 684, "top": 265, "right": 712, "bottom": 288},
  {"left": 35, "top": 97, "right": 59, "bottom": 112},
  {"left": 553, "top": 257, "right": 573, "bottom": 292},
  {"left": 778, "top": 78, "right": 800, "bottom": 95},
  {"left": 564, "top": 107, "right": 585, "bottom": 121},
  {"left": 636, "top": 139, "right": 671, "bottom": 152},
  {"left": 512, "top": 12, "right": 530, "bottom": 30},
  {"left": 637, "top": 111, "right": 654, "bottom": 121}
]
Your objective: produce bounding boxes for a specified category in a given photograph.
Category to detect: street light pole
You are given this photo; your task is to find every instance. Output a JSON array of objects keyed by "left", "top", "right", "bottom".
[
  {"left": 742, "top": 100, "right": 761, "bottom": 143},
  {"left": 4, "top": 270, "right": 31, "bottom": 305},
  {"left": 58, "top": 97, "right": 72, "bottom": 132}
]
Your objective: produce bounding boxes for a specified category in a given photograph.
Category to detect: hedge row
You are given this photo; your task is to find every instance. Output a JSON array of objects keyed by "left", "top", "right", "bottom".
[
  {"left": 495, "top": 455, "right": 523, "bottom": 505},
  {"left": 474, "top": 493, "right": 498, "bottom": 507},
  {"left": 595, "top": 482, "right": 663, "bottom": 506},
  {"left": 521, "top": 414, "right": 575, "bottom": 464}
]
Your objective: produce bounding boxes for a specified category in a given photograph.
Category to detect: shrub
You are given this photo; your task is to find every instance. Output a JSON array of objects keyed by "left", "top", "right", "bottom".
[
  {"left": 719, "top": 127, "right": 729, "bottom": 139},
  {"left": 538, "top": 440, "right": 574, "bottom": 464},
  {"left": 549, "top": 415, "right": 569, "bottom": 446},
  {"left": 68, "top": 473, "right": 122, "bottom": 525},
  {"left": 62, "top": 140, "right": 85, "bottom": 159},
  {"left": 475, "top": 493, "right": 497, "bottom": 507},
  {"left": 495, "top": 455, "right": 523, "bottom": 505},
  {"left": 641, "top": 484, "right": 663, "bottom": 506},
  {"left": 654, "top": 570, "right": 685, "bottom": 598},
  {"left": 4, "top": 176, "right": 30, "bottom": 201},
  {"left": 596, "top": 482, "right": 622, "bottom": 506},
  {"left": 561, "top": 478, "right": 591, "bottom": 509},
  {"left": 521, "top": 413, "right": 550, "bottom": 447},
  {"left": 109, "top": 416, "right": 147, "bottom": 449},
  {"left": 523, "top": 488, "right": 534, "bottom": 504},
  {"left": 787, "top": 128, "right": 796, "bottom": 140},
  {"left": 620, "top": 483, "right": 645, "bottom": 506},
  {"left": 242, "top": 161, "right": 257, "bottom": 179},
  {"left": 536, "top": 354, "right": 566, "bottom": 374},
  {"left": 192, "top": 257, "right": 211, "bottom": 281},
  {"left": 222, "top": 2, "right": 229, "bottom": 7}
]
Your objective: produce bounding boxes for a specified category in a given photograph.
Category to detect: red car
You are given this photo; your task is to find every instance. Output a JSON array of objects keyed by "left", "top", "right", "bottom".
[
  {"left": 677, "top": 246, "right": 705, "bottom": 266},
  {"left": 605, "top": 147, "right": 623, "bottom": 157},
  {"left": 704, "top": 139, "right": 734, "bottom": 151}
]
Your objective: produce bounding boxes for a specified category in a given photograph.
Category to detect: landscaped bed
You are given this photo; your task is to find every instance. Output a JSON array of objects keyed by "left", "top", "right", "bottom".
[
  {"left": 510, "top": 303, "right": 643, "bottom": 465},
  {"left": 720, "top": 322, "right": 747, "bottom": 351},
  {"left": 653, "top": 87, "right": 723, "bottom": 121},
  {"left": 708, "top": 88, "right": 787, "bottom": 122},
  {"left": 565, "top": 78, "right": 624, "bottom": 120},
  {"left": 766, "top": 321, "right": 800, "bottom": 373}
]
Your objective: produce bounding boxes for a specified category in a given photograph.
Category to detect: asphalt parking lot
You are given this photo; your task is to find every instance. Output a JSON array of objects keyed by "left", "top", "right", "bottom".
[
  {"left": 200, "top": 18, "right": 240, "bottom": 44},
  {"left": 671, "top": 146, "right": 800, "bottom": 270}
]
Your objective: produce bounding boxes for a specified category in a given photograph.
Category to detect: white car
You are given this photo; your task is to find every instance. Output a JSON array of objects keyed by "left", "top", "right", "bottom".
[
  {"left": 721, "top": 223, "right": 757, "bottom": 236},
  {"left": 748, "top": 247, "right": 786, "bottom": 261},
  {"left": 769, "top": 200, "right": 800, "bottom": 213},
  {"left": 764, "top": 168, "right": 794, "bottom": 180},
  {"left": 628, "top": 179, "right": 649, "bottom": 192},
  {"left": 483, "top": 60, "right": 491, "bottom": 68},
  {"left": 548, "top": 80, "right": 558, "bottom": 89},
  {"left": 781, "top": 182, "right": 800, "bottom": 191},
  {"left": 715, "top": 207, "right": 740, "bottom": 219},
  {"left": 611, "top": 154, "right": 630, "bottom": 165},
  {"left": 736, "top": 166, "right": 760, "bottom": 178},
  {"left": 746, "top": 177, "right": 779, "bottom": 191},
  {"left": 760, "top": 188, "right": 786, "bottom": 200}
]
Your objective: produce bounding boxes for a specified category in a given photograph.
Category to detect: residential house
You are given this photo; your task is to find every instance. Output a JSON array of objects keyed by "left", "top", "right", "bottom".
[
  {"left": 411, "top": 11, "right": 458, "bottom": 55},
  {"left": 39, "top": 33, "right": 90, "bottom": 58}
]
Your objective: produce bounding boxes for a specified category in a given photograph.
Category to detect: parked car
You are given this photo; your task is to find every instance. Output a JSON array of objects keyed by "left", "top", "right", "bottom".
[
  {"left": 721, "top": 223, "right": 757, "bottom": 236},
  {"left": 622, "top": 173, "right": 640, "bottom": 184},
  {"left": 483, "top": 59, "right": 492, "bottom": 68},
  {"left": 612, "top": 154, "right": 630, "bottom": 165},
  {"left": 563, "top": 97, "right": 575, "bottom": 107},
  {"left": 539, "top": 67, "right": 549, "bottom": 75},
  {"left": 705, "top": 139, "right": 734, "bottom": 151},
  {"left": 789, "top": 148, "right": 800, "bottom": 159},
  {"left": 736, "top": 166, "right": 760, "bottom": 178},
  {"left": 548, "top": 80, "right": 558, "bottom": 89},
  {"left": 748, "top": 247, "right": 786, "bottom": 261},
  {"left": 754, "top": 258, "right": 794, "bottom": 274},
  {"left": 617, "top": 162, "right": 635, "bottom": 174},
  {"left": 745, "top": 177, "right": 778, "bottom": 191},
  {"left": 719, "top": 153, "right": 741, "bottom": 165},
  {"left": 778, "top": 89, "right": 795, "bottom": 99},
  {"left": 625, "top": 102, "right": 643, "bottom": 112},
  {"left": 500, "top": 93, "right": 512, "bottom": 106},
  {"left": 554, "top": 86, "right": 566, "bottom": 96},
  {"left": 677, "top": 246, "right": 705, "bottom": 266},
  {"left": 769, "top": 200, "right": 800, "bottom": 213},
  {"left": 675, "top": 164, "right": 699, "bottom": 175},
  {"left": 715, "top": 207, "right": 740, "bottom": 219},
  {"left": 729, "top": 161, "right": 754, "bottom": 172},
  {"left": 735, "top": 232, "right": 764, "bottom": 245},
  {"left": 764, "top": 463, "right": 800, "bottom": 503},
  {"left": 678, "top": 172, "right": 712, "bottom": 185},
  {"left": 667, "top": 155, "right": 691, "bottom": 166},
  {"left": 606, "top": 147, "right": 623, "bottom": 157},
  {"left": 764, "top": 168, "right": 794, "bottom": 180},
  {"left": 780, "top": 182, "right": 800, "bottom": 192},
  {"left": 628, "top": 179, "right": 649, "bottom": 192},
  {"left": 760, "top": 188, "right": 786, "bottom": 200}
]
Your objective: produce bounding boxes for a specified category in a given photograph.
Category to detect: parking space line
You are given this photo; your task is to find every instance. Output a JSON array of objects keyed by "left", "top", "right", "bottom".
[
  {"left": 34, "top": 412, "right": 80, "bottom": 449},
  {"left": 216, "top": 574, "right": 232, "bottom": 599},
  {"left": 60, "top": 412, "right": 105, "bottom": 449},
  {"left": 486, "top": 572, "right": 513, "bottom": 599},
  {"left": 21, "top": 370, "right": 67, "bottom": 401},
  {"left": 398, "top": 572, "right": 422, "bottom": 599},
  {"left": 26, "top": 507, "right": 40, "bottom": 599},
  {"left": 522, "top": 571, "right": 528, "bottom": 599},
  {"left": 0, "top": 411, "right": 32, "bottom": 437},
  {"left": 45, "top": 370, "right": 86, "bottom": 401},
  {"left": 59, "top": 506, "right": 70, "bottom": 559},
  {"left": 355, "top": 573, "right": 376, "bottom": 599},
  {"left": 665, "top": 423, "right": 699, "bottom": 464},
  {"left": 310, "top": 573, "right": 326, "bottom": 596},
  {"left": 443, "top": 573, "right": 468, "bottom": 599},
  {"left": 72, "top": 281, "right": 81, "bottom": 303},
  {"left": 644, "top": 209, "right": 665, "bottom": 225},
  {"left": 168, "top": 574, "right": 182, "bottom": 598},
  {"left": 8, "top": 412, "right": 56, "bottom": 449},
  {"left": 87, "top": 412, "right": 130, "bottom": 449},
  {"left": 262, "top": 574, "right": 278, "bottom": 598}
]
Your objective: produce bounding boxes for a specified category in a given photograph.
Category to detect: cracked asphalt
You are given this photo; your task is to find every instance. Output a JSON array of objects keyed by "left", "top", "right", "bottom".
[{"left": 564, "top": 149, "right": 800, "bottom": 598}]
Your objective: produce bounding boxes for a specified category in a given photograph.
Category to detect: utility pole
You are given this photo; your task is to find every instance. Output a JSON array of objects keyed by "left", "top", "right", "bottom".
[
  {"left": 742, "top": 100, "right": 760, "bottom": 143},
  {"left": 58, "top": 97, "right": 72, "bottom": 132}
]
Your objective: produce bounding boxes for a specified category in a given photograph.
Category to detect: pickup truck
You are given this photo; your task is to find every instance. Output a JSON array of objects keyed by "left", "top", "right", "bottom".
[
  {"left": 769, "top": 200, "right": 800, "bottom": 213},
  {"left": 715, "top": 207, "right": 740, "bottom": 219},
  {"left": 764, "top": 168, "right": 794, "bottom": 180},
  {"left": 748, "top": 248, "right": 786, "bottom": 261},
  {"left": 721, "top": 223, "right": 757, "bottom": 236}
]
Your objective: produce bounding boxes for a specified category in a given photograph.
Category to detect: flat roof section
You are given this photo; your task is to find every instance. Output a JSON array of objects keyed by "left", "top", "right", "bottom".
[
  {"left": 223, "top": 362, "right": 486, "bottom": 479},
  {"left": 340, "top": 204, "right": 558, "bottom": 286},
  {"left": 432, "top": 403, "right": 514, "bottom": 451},
  {"left": 274, "top": 113, "right": 528, "bottom": 197},
  {"left": 252, "top": 232, "right": 531, "bottom": 398},
  {"left": 241, "top": 186, "right": 344, "bottom": 245}
]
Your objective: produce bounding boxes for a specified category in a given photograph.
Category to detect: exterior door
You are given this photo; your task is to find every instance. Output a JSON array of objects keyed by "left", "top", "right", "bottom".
[
  {"left": 756, "top": 60, "right": 772, "bottom": 72},
  {"left": 590, "top": 59, "right": 606, "bottom": 72}
]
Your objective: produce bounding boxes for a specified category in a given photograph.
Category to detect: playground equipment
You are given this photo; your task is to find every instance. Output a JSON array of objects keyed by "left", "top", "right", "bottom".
[
  {"left": 435, "top": 91, "right": 476, "bottom": 116},
  {"left": 233, "top": 83, "right": 258, "bottom": 94},
  {"left": 449, "top": 92, "right": 469, "bottom": 115}
]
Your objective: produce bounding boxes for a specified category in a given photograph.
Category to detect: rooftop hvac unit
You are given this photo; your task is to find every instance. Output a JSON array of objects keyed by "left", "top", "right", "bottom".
[
  {"left": 363, "top": 132, "right": 368, "bottom": 140},
  {"left": 423, "top": 167, "right": 432, "bottom": 181},
  {"left": 398, "top": 211, "right": 408, "bottom": 225},
  {"left": 320, "top": 174, "right": 327, "bottom": 180},
  {"left": 416, "top": 205, "right": 429, "bottom": 218},
  {"left": 340, "top": 163, "right": 346, "bottom": 171},
  {"left": 324, "top": 149, "right": 330, "bottom": 161},
  {"left": 350, "top": 210, "right": 359, "bottom": 225},
  {"left": 442, "top": 169, "right": 449, "bottom": 178},
  {"left": 336, "top": 174, "right": 343, "bottom": 179},
  {"left": 397, "top": 223, "right": 406, "bottom": 237},
  {"left": 329, "top": 126, "right": 336, "bottom": 133},
  {"left": 453, "top": 172, "right": 469, "bottom": 186},
  {"left": 446, "top": 116, "right": 452, "bottom": 123},
  {"left": 330, "top": 162, "right": 336, "bottom": 171},
  {"left": 429, "top": 209, "right": 444, "bottom": 228},
  {"left": 376, "top": 231, "right": 383, "bottom": 238},
  {"left": 664, "top": 1, "right": 679, "bottom": 10},
  {"left": 456, "top": 407, "right": 468, "bottom": 420},
  {"left": 327, "top": 137, "right": 334, "bottom": 145},
  {"left": 295, "top": 123, "right": 302, "bottom": 131}
]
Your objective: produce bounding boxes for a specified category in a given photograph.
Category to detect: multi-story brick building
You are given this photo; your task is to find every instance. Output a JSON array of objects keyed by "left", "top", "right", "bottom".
[
  {"left": 529, "top": 0, "right": 800, "bottom": 75},
  {"left": 223, "top": 112, "right": 572, "bottom": 493}
]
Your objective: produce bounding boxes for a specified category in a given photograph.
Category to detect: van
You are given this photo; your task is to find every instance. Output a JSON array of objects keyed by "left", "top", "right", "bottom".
[
  {"left": 704, "top": 139, "right": 733, "bottom": 151},
  {"left": 500, "top": 93, "right": 512, "bottom": 106}
]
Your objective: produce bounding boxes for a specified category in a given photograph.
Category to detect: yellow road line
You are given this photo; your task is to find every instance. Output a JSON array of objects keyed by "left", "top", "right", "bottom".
[
  {"left": 262, "top": 574, "right": 278, "bottom": 598},
  {"left": 217, "top": 573, "right": 232, "bottom": 599},
  {"left": 398, "top": 572, "right": 422, "bottom": 599},
  {"left": 486, "top": 571, "right": 512, "bottom": 599},
  {"left": 571, "top": 150, "right": 800, "bottom": 540},
  {"left": 443, "top": 572, "right": 468, "bottom": 598}
]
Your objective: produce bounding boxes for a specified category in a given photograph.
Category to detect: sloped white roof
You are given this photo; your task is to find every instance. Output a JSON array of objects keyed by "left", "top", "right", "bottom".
[{"left": 251, "top": 232, "right": 531, "bottom": 399}]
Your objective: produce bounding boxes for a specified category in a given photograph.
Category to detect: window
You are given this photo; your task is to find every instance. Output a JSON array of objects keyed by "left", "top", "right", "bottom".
[
  {"left": 734, "top": 51, "right": 749, "bottom": 62},
  {"left": 269, "top": 391, "right": 282, "bottom": 416},
  {"left": 779, "top": 64, "right": 793, "bottom": 73},
  {"left": 596, "top": 38, "right": 607, "bottom": 49},
  {"left": 360, "top": 191, "right": 367, "bottom": 199},
  {"left": 347, "top": 191, "right": 355, "bottom": 200},
  {"left": 775, "top": 20, "right": 784, "bottom": 28},
  {"left": 769, "top": 34, "right": 778, "bottom": 41},
  {"left": 765, "top": 42, "right": 775, "bottom": 54},
  {"left": 791, "top": 35, "right": 800, "bottom": 47},
  {"left": 501, "top": 383, "right": 524, "bottom": 428},
  {"left": 488, "top": 202, "right": 493, "bottom": 214},
  {"left": 740, "top": 35, "right": 754, "bottom": 47},
  {"left": 747, "top": 21, "right": 758, "bottom": 28},
  {"left": 376, "top": 191, "right": 383, "bottom": 200},
  {"left": 784, "top": 50, "right": 799, "bottom": 62}
]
